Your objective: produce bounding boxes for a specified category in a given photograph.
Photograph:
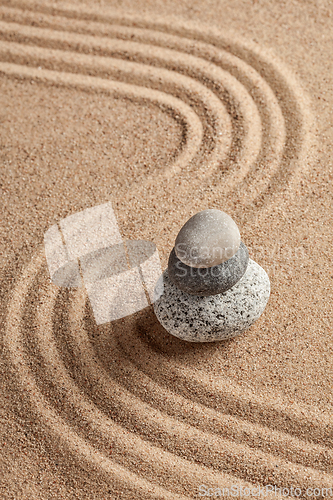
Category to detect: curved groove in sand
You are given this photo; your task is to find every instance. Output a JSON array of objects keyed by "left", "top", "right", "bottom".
[
  {"left": 0, "top": 38, "right": 234, "bottom": 178},
  {"left": 3, "top": 255, "right": 192, "bottom": 500},
  {"left": 4, "top": 252, "right": 282, "bottom": 499},
  {"left": 0, "top": 4, "right": 316, "bottom": 207},
  {"left": 0, "top": 21, "right": 262, "bottom": 183},
  {"left": 70, "top": 291, "right": 333, "bottom": 469},
  {"left": 64, "top": 288, "right": 333, "bottom": 487},
  {"left": 4, "top": 250, "right": 333, "bottom": 494},
  {"left": 0, "top": 5, "right": 287, "bottom": 188},
  {"left": 118, "top": 315, "right": 333, "bottom": 449},
  {"left": 99, "top": 326, "right": 333, "bottom": 474},
  {"left": 0, "top": 60, "right": 204, "bottom": 180}
]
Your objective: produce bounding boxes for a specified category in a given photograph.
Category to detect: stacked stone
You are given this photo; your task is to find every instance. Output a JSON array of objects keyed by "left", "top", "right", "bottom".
[{"left": 153, "top": 209, "right": 270, "bottom": 342}]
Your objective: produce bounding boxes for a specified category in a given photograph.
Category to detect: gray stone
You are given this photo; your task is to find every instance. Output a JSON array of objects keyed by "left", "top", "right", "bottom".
[
  {"left": 168, "top": 241, "right": 249, "bottom": 296},
  {"left": 153, "top": 259, "right": 270, "bottom": 342},
  {"left": 174, "top": 209, "right": 241, "bottom": 268}
]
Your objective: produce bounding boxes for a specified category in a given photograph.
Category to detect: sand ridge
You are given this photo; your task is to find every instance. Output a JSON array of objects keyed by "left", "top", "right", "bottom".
[
  {"left": 0, "top": 1, "right": 317, "bottom": 212},
  {"left": 5, "top": 247, "right": 333, "bottom": 498}
]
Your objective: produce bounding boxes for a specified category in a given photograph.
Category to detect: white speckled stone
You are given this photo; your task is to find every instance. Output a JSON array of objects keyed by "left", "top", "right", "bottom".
[
  {"left": 153, "top": 259, "right": 270, "bottom": 342},
  {"left": 175, "top": 209, "right": 241, "bottom": 268}
]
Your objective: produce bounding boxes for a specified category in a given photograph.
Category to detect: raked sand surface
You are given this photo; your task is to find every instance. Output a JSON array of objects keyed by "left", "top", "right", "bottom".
[{"left": 0, "top": 0, "right": 332, "bottom": 498}]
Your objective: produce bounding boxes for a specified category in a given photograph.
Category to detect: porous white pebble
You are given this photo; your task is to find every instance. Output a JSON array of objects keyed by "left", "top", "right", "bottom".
[{"left": 153, "top": 259, "right": 270, "bottom": 342}]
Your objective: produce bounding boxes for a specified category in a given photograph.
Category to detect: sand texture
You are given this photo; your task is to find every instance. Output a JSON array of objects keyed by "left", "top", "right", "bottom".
[{"left": 0, "top": 0, "right": 332, "bottom": 498}]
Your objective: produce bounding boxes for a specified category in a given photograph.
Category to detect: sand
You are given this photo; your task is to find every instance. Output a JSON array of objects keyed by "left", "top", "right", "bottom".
[{"left": 0, "top": 0, "right": 332, "bottom": 498}]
